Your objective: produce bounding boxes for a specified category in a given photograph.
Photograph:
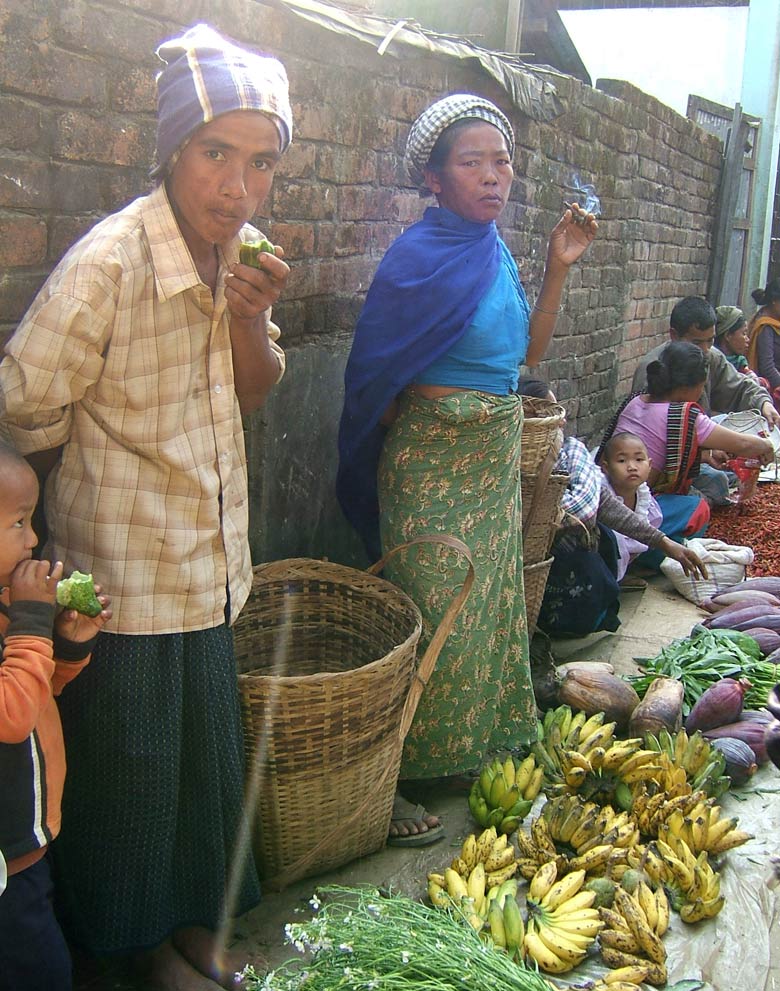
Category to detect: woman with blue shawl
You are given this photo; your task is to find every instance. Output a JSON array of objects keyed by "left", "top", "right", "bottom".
[{"left": 337, "top": 94, "right": 597, "bottom": 844}]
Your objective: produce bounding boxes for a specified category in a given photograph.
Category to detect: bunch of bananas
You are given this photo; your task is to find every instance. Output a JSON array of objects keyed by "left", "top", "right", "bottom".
[
  {"left": 514, "top": 814, "right": 568, "bottom": 879},
  {"left": 522, "top": 862, "right": 603, "bottom": 973},
  {"left": 428, "top": 827, "right": 522, "bottom": 920},
  {"left": 630, "top": 783, "right": 708, "bottom": 837},
  {"left": 468, "top": 754, "right": 544, "bottom": 833},
  {"left": 639, "top": 834, "right": 724, "bottom": 923},
  {"left": 645, "top": 727, "right": 730, "bottom": 799},
  {"left": 542, "top": 794, "right": 639, "bottom": 857},
  {"left": 657, "top": 802, "right": 754, "bottom": 857},
  {"left": 534, "top": 723, "right": 663, "bottom": 805},
  {"left": 597, "top": 883, "right": 668, "bottom": 986}
]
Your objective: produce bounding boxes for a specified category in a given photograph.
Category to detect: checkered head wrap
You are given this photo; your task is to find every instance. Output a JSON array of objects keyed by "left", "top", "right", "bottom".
[
  {"left": 405, "top": 94, "right": 515, "bottom": 188},
  {"left": 151, "top": 23, "right": 293, "bottom": 178}
]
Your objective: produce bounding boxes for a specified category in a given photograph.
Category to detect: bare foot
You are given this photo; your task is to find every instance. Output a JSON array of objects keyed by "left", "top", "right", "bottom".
[
  {"left": 133, "top": 940, "right": 223, "bottom": 991},
  {"left": 173, "top": 926, "right": 259, "bottom": 990},
  {"left": 387, "top": 793, "right": 442, "bottom": 843}
]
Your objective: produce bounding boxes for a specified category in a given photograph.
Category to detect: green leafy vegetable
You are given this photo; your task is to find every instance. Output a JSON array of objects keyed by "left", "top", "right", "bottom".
[
  {"left": 629, "top": 626, "right": 772, "bottom": 714},
  {"left": 241, "top": 885, "right": 549, "bottom": 991},
  {"left": 56, "top": 570, "right": 102, "bottom": 617}
]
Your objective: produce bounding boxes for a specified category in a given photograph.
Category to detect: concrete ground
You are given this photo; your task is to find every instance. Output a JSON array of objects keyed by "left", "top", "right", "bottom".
[{"left": 74, "top": 573, "right": 779, "bottom": 990}]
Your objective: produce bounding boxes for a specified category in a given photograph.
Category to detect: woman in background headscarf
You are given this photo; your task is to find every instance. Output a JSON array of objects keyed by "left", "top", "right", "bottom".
[
  {"left": 747, "top": 278, "right": 780, "bottom": 409},
  {"left": 337, "top": 94, "right": 597, "bottom": 844},
  {"left": 1, "top": 23, "right": 292, "bottom": 990}
]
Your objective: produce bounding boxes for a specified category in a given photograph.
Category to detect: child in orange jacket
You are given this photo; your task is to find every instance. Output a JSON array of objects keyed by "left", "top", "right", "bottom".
[{"left": 0, "top": 442, "right": 111, "bottom": 991}]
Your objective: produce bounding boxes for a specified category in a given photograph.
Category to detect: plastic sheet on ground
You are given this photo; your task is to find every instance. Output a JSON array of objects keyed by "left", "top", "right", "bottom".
[
  {"left": 272, "top": 0, "right": 564, "bottom": 122},
  {"left": 527, "top": 766, "right": 780, "bottom": 991}
]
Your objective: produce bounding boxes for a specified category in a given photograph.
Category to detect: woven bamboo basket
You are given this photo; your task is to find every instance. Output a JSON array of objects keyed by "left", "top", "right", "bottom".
[
  {"left": 520, "top": 397, "right": 566, "bottom": 474},
  {"left": 521, "top": 472, "right": 569, "bottom": 564},
  {"left": 523, "top": 556, "right": 554, "bottom": 632},
  {"left": 232, "top": 536, "right": 473, "bottom": 890}
]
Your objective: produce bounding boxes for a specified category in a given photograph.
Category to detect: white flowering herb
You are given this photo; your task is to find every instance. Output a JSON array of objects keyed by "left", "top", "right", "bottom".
[{"left": 239, "top": 885, "right": 550, "bottom": 990}]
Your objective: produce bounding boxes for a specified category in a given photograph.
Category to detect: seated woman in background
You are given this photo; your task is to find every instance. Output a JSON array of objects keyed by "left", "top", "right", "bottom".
[
  {"left": 516, "top": 378, "right": 705, "bottom": 636},
  {"left": 714, "top": 305, "right": 762, "bottom": 383},
  {"left": 746, "top": 278, "right": 780, "bottom": 408},
  {"left": 598, "top": 340, "right": 775, "bottom": 566}
]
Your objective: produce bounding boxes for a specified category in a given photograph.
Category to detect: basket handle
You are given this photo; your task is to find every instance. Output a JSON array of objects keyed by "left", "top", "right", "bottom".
[
  {"left": 262, "top": 536, "right": 473, "bottom": 892},
  {"left": 367, "top": 533, "right": 475, "bottom": 740}
]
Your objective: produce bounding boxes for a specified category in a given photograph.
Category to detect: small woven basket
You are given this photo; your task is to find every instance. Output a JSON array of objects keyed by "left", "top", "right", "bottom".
[
  {"left": 523, "top": 556, "right": 554, "bottom": 632},
  {"left": 521, "top": 397, "right": 566, "bottom": 474},
  {"left": 232, "top": 537, "right": 473, "bottom": 890}
]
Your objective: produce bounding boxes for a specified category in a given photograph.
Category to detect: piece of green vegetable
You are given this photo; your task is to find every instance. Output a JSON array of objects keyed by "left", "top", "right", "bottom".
[
  {"left": 241, "top": 885, "right": 550, "bottom": 991},
  {"left": 56, "top": 570, "right": 102, "bottom": 617},
  {"left": 629, "top": 626, "right": 769, "bottom": 714},
  {"left": 239, "top": 238, "right": 276, "bottom": 267}
]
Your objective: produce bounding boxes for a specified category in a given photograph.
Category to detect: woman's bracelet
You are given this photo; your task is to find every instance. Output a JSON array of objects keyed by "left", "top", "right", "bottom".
[{"left": 533, "top": 302, "right": 563, "bottom": 315}]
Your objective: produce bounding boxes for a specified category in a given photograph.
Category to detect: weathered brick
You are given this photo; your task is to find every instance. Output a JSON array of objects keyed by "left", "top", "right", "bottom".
[
  {"left": 0, "top": 270, "right": 49, "bottom": 323},
  {"left": 55, "top": 111, "right": 155, "bottom": 167},
  {"left": 0, "top": 98, "right": 44, "bottom": 151},
  {"left": 49, "top": 213, "right": 103, "bottom": 262},
  {"left": 0, "top": 158, "right": 52, "bottom": 210},
  {"left": 0, "top": 39, "right": 107, "bottom": 106},
  {"left": 0, "top": 214, "right": 48, "bottom": 267}
]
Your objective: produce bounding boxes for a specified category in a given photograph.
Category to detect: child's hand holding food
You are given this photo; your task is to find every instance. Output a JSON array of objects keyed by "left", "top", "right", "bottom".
[
  {"left": 9, "top": 559, "right": 63, "bottom": 606},
  {"left": 55, "top": 570, "right": 112, "bottom": 642}
]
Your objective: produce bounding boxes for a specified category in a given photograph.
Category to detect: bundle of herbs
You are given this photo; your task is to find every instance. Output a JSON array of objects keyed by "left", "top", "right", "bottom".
[
  {"left": 240, "top": 885, "right": 550, "bottom": 991},
  {"left": 630, "top": 626, "right": 779, "bottom": 714}
]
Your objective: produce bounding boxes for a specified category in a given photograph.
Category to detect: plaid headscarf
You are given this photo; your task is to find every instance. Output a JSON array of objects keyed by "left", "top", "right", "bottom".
[
  {"left": 405, "top": 94, "right": 515, "bottom": 188},
  {"left": 151, "top": 23, "right": 293, "bottom": 178}
]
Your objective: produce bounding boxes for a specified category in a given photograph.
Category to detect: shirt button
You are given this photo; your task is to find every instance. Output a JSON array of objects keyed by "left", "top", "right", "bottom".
[{"left": 214, "top": 384, "right": 222, "bottom": 394}]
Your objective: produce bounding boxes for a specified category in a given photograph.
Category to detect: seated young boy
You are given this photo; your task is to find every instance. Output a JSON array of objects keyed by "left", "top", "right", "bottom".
[
  {"left": 0, "top": 441, "right": 111, "bottom": 991},
  {"left": 599, "top": 431, "right": 663, "bottom": 589}
]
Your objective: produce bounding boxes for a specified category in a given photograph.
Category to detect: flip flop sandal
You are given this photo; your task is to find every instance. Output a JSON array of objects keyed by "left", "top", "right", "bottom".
[{"left": 387, "top": 800, "right": 445, "bottom": 847}]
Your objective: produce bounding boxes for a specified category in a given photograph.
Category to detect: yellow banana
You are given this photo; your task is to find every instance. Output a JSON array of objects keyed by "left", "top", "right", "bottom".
[
  {"left": 599, "top": 906, "right": 630, "bottom": 932},
  {"left": 621, "top": 762, "right": 664, "bottom": 785},
  {"left": 450, "top": 856, "right": 469, "bottom": 876},
  {"left": 580, "top": 722, "right": 618, "bottom": 755},
  {"left": 523, "top": 765, "right": 545, "bottom": 802},
  {"left": 564, "top": 765, "right": 588, "bottom": 789},
  {"left": 514, "top": 754, "right": 536, "bottom": 794},
  {"left": 534, "top": 922, "right": 589, "bottom": 964},
  {"left": 427, "top": 880, "right": 450, "bottom": 909},
  {"left": 444, "top": 867, "right": 469, "bottom": 900},
  {"left": 654, "top": 884, "right": 670, "bottom": 936},
  {"left": 600, "top": 983, "right": 655, "bottom": 991},
  {"left": 569, "top": 811, "right": 602, "bottom": 851},
  {"left": 707, "top": 827, "right": 754, "bottom": 855},
  {"left": 541, "top": 869, "right": 586, "bottom": 911},
  {"left": 601, "top": 740, "right": 641, "bottom": 772},
  {"left": 568, "top": 844, "right": 613, "bottom": 873},
  {"left": 562, "top": 748, "right": 593, "bottom": 772},
  {"left": 523, "top": 927, "right": 572, "bottom": 973},
  {"left": 486, "top": 863, "right": 518, "bottom": 888},
  {"left": 489, "top": 771, "right": 509, "bottom": 808},
  {"left": 577, "top": 710, "right": 605, "bottom": 744},
  {"left": 467, "top": 863, "right": 486, "bottom": 914},
  {"left": 603, "top": 963, "right": 657, "bottom": 985},
  {"left": 600, "top": 948, "right": 668, "bottom": 986},
  {"left": 503, "top": 754, "right": 517, "bottom": 789},
  {"left": 588, "top": 745, "right": 607, "bottom": 770},
  {"left": 461, "top": 834, "right": 478, "bottom": 872},
  {"left": 599, "top": 927, "right": 640, "bottom": 953},
  {"left": 547, "top": 888, "right": 597, "bottom": 916},
  {"left": 613, "top": 889, "right": 665, "bottom": 965},
  {"left": 545, "top": 907, "right": 602, "bottom": 938},
  {"left": 558, "top": 798, "right": 588, "bottom": 844},
  {"left": 475, "top": 826, "right": 498, "bottom": 863},
  {"left": 680, "top": 894, "right": 724, "bottom": 923},
  {"left": 485, "top": 845, "right": 516, "bottom": 873},
  {"left": 529, "top": 861, "right": 558, "bottom": 901},
  {"left": 635, "top": 881, "right": 658, "bottom": 933}
]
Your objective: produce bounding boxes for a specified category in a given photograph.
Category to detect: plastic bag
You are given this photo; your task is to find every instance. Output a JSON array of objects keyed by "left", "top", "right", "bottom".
[
  {"left": 660, "top": 537, "right": 754, "bottom": 606},
  {"left": 725, "top": 457, "right": 761, "bottom": 504}
]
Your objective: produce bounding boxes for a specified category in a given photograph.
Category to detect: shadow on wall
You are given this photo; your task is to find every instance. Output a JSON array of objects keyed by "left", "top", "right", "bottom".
[{"left": 244, "top": 341, "right": 369, "bottom": 569}]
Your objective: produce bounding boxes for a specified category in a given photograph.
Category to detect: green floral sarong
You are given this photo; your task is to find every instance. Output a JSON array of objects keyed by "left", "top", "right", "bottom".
[{"left": 378, "top": 390, "right": 537, "bottom": 779}]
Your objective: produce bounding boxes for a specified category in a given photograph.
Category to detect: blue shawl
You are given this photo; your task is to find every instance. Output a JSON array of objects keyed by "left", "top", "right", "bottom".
[{"left": 336, "top": 206, "right": 503, "bottom": 558}]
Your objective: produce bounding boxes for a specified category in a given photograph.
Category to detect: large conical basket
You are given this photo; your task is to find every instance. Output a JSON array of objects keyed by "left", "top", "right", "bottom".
[{"left": 232, "top": 536, "right": 473, "bottom": 890}]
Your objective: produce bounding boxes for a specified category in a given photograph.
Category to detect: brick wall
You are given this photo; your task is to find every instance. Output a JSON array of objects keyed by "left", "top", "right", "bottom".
[{"left": 0, "top": 0, "right": 723, "bottom": 561}]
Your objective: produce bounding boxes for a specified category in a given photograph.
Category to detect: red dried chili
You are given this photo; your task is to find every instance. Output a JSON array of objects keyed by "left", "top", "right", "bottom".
[{"left": 707, "top": 482, "right": 780, "bottom": 575}]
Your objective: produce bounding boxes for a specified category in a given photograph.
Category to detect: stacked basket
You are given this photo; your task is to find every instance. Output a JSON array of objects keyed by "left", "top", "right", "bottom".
[{"left": 520, "top": 397, "right": 568, "bottom": 630}]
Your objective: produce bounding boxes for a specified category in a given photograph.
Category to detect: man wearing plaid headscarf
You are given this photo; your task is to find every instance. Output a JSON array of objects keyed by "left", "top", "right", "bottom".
[{"left": 0, "top": 23, "right": 293, "bottom": 990}]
